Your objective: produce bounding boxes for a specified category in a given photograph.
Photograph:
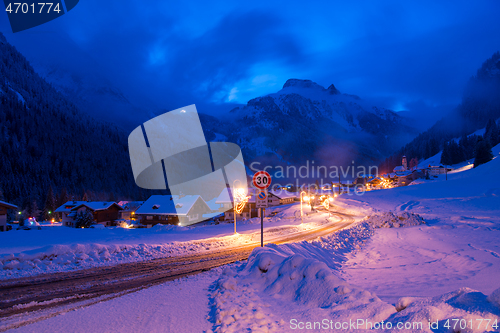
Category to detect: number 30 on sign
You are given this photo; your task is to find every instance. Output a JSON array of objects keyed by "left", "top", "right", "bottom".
[{"left": 252, "top": 171, "right": 271, "bottom": 189}]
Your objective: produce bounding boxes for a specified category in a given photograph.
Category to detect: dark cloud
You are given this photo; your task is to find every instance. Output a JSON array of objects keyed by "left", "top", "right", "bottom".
[
  {"left": 165, "top": 11, "right": 304, "bottom": 101},
  {"left": 2, "top": 0, "right": 500, "bottom": 116}
]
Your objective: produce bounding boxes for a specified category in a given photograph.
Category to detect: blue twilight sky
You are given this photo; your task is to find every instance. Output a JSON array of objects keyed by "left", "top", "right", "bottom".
[{"left": 1, "top": 0, "right": 500, "bottom": 115}]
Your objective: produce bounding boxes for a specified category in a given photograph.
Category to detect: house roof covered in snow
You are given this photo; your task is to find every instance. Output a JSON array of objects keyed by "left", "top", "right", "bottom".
[
  {"left": 55, "top": 201, "right": 88, "bottom": 213},
  {"left": 72, "top": 202, "right": 123, "bottom": 212},
  {"left": 0, "top": 200, "right": 17, "bottom": 210},
  {"left": 117, "top": 201, "right": 144, "bottom": 211},
  {"left": 269, "top": 190, "right": 298, "bottom": 200},
  {"left": 134, "top": 195, "right": 210, "bottom": 216},
  {"left": 393, "top": 166, "right": 406, "bottom": 173}
]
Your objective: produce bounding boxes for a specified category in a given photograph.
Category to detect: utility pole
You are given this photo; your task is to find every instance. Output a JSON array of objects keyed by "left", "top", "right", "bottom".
[
  {"left": 338, "top": 174, "right": 341, "bottom": 195},
  {"left": 261, "top": 208, "right": 264, "bottom": 247}
]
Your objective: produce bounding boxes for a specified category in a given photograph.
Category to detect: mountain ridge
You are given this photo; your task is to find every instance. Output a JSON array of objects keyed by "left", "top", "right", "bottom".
[{"left": 202, "top": 78, "right": 420, "bottom": 178}]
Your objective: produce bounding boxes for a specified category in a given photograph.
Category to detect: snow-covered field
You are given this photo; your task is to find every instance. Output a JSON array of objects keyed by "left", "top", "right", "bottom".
[{"left": 5, "top": 154, "right": 500, "bottom": 332}]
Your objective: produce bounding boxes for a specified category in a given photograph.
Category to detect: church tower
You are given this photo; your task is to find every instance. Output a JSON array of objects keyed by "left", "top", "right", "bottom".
[{"left": 402, "top": 156, "right": 408, "bottom": 171}]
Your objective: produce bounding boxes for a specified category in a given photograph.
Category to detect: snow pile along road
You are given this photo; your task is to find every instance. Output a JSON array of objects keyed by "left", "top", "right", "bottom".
[
  {"left": 0, "top": 213, "right": 335, "bottom": 280},
  {"left": 212, "top": 248, "right": 396, "bottom": 332},
  {"left": 0, "top": 232, "right": 245, "bottom": 279},
  {"left": 310, "top": 222, "right": 374, "bottom": 269},
  {"left": 211, "top": 226, "right": 396, "bottom": 333},
  {"left": 365, "top": 211, "right": 425, "bottom": 228},
  {"left": 210, "top": 217, "right": 500, "bottom": 332},
  {"left": 388, "top": 288, "right": 500, "bottom": 332}
]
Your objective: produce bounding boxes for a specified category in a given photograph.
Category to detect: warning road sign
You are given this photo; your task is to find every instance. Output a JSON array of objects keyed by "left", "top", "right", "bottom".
[
  {"left": 256, "top": 189, "right": 268, "bottom": 208},
  {"left": 253, "top": 171, "right": 271, "bottom": 189}
]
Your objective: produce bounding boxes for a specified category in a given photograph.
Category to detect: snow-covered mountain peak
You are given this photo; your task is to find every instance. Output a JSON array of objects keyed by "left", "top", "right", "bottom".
[
  {"left": 327, "top": 84, "right": 340, "bottom": 95},
  {"left": 282, "top": 78, "right": 326, "bottom": 90}
]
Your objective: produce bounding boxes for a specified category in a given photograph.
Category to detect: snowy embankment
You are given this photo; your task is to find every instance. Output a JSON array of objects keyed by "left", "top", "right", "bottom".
[
  {"left": 212, "top": 239, "right": 500, "bottom": 333},
  {"left": 0, "top": 203, "right": 332, "bottom": 280}
]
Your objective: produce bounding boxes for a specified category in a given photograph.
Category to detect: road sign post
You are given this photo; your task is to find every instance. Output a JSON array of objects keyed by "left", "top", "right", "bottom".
[{"left": 253, "top": 172, "right": 271, "bottom": 247}]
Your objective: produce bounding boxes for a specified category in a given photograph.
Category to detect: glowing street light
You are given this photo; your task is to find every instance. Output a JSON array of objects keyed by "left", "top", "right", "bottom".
[
  {"left": 300, "top": 191, "right": 307, "bottom": 224},
  {"left": 232, "top": 180, "right": 250, "bottom": 234}
]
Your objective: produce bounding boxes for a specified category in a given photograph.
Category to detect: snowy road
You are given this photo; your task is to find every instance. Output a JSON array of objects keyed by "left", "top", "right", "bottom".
[{"left": 0, "top": 210, "right": 356, "bottom": 331}]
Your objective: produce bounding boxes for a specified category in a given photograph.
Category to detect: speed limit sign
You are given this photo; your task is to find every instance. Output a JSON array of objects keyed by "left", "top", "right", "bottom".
[{"left": 253, "top": 171, "right": 271, "bottom": 189}]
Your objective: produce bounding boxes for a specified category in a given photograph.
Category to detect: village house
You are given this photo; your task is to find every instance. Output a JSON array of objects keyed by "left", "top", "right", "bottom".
[
  {"left": 55, "top": 201, "right": 87, "bottom": 226},
  {"left": 268, "top": 190, "right": 298, "bottom": 205},
  {"left": 0, "top": 200, "right": 17, "bottom": 232},
  {"left": 117, "top": 201, "right": 144, "bottom": 220},
  {"left": 55, "top": 201, "right": 123, "bottom": 227},
  {"left": 134, "top": 195, "right": 212, "bottom": 227},
  {"left": 428, "top": 165, "right": 449, "bottom": 176},
  {"left": 216, "top": 188, "right": 298, "bottom": 221},
  {"left": 215, "top": 188, "right": 259, "bottom": 221}
]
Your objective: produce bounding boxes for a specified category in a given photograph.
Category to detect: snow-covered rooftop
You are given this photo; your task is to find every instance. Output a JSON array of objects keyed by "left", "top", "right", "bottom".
[
  {"left": 135, "top": 195, "right": 210, "bottom": 216},
  {"left": 117, "top": 201, "right": 144, "bottom": 210},
  {"left": 55, "top": 201, "right": 88, "bottom": 213},
  {"left": 268, "top": 190, "right": 299, "bottom": 199},
  {"left": 73, "top": 202, "right": 123, "bottom": 212},
  {"left": 0, "top": 200, "right": 17, "bottom": 209}
]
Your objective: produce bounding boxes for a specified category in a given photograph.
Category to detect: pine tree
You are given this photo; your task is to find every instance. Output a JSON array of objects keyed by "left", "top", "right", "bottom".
[
  {"left": 44, "top": 185, "right": 56, "bottom": 221},
  {"left": 484, "top": 119, "right": 497, "bottom": 145},
  {"left": 409, "top": 157, "right": 419, "bottom": 170},
  {"left": 441, "top": 142, "right": 451, "bottom": 165},
  {"left": 82, "top": 190, "right": 89, "bottom": 202},
  {"left": 58, "top": 188, "right": 69, "bottom": 207},
  {"left": 75, "top": 209, "right": 94, "bottom": 228},
  {"left": 473, "top": 137, "right": 493, "bottom": 168},
  {"left": 24, "top": 198, "right": 39, "bottom": 219},
  {"left": 0, "top": 186, "right": 4, "bottom": 201}
]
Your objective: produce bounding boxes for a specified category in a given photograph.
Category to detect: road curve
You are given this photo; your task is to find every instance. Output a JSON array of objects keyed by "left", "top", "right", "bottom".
[{"left": 0, "top": 207, "right": 357, "bottom": 328}]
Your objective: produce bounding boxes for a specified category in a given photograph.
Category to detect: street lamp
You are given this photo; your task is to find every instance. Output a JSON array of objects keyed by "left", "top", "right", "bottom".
[
  {"left": 300, "top": 191, "right": 308, "bottom": 224},
  {"left": 232, "top": 180, "right": 249, "bottom": 234}
]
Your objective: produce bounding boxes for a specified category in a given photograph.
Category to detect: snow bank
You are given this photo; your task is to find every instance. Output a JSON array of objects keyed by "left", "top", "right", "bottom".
[
  {"left": 211, "top": 225, "right": 395, "bottom": 332},
  {"left": 0, "top": 208, "right": 338, "bottom": 280},
  {"left": 389, "top": 288, "right": 500, "bottom": 332},
  {"left": 210, "top": 219, "right": 499, "bottom": 332},
  {"left": 365, "top": 211, "right": 425, "bottom": 228},
  {"left": 312, "top": 222, "right": 374, "bottom": 256},
  {"left": 0, "top": 237, "right": 239, "bottom": 279}
]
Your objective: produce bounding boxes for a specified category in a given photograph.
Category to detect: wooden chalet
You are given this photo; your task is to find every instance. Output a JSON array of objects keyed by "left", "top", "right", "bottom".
[
  {"left": 134, "top": 195, "right": 212, "bottom": 227},
  {"left": 55, "top": 201, "right": 123, "bottom": 227},
  {"left": 0, "top": 200, "right": 17, "bottom": 232}
]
